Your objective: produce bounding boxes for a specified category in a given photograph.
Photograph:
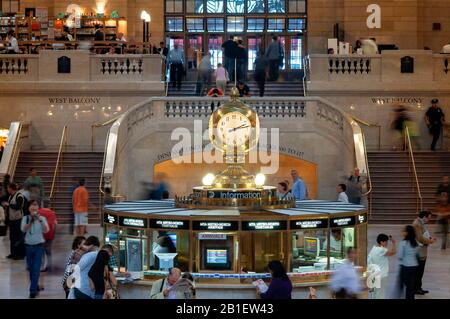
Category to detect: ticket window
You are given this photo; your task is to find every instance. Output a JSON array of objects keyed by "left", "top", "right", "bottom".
[
  {"left": 326, "top": 227, "right": 356, "bottom": 269},
  {"left": 105, "top": 225, "right": 119, "bottom": 271},
  {"left": 291, "top": 229, "right": 328, "bottom": 273},
  {"left": 118, "top": 228, "right": 148, "bottom": 272},
  {"left": 195, "top": 233, "right": 237, "bottom": 272},
  {"left": 150, "top": 230, "right": 189, "bottom": 272},
  {"left": 241, "top": 232, "right": 285, "bottom": 273}
]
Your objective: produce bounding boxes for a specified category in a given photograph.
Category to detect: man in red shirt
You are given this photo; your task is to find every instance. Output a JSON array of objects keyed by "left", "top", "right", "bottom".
[{"left": 39, "top": 199, "right": 57, "bottom": 272}]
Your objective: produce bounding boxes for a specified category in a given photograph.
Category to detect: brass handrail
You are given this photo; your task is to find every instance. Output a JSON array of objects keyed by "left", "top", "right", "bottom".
[
  {"left": 351, "top": 115, "right": 382, "bottom": 151},
  {"left": 49, "top": 126, "right": 68, "bottom": 200},
  {"left": 91, "top": 115, "right": 121, "bottom": 152},
  {"left": 404, "top": 126, "right": 423, "bottom": 212},
  {"left": 348, "top": 116, "right": 373, "bottom": 216}
]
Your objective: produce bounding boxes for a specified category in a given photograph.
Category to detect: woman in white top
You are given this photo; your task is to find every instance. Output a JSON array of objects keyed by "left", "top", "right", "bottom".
[{"left": 214, "top": 63, "right": 229, "bottom": 95}]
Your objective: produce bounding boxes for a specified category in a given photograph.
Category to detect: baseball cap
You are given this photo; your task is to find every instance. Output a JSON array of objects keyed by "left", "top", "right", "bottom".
[{"left": 431, "top": 98, "right": 439, "bottom": 103}]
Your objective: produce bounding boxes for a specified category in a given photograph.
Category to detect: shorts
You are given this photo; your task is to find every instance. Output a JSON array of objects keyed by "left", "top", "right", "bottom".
[{"left": 74, "top": 212, "right": 88, "bottom": 226}]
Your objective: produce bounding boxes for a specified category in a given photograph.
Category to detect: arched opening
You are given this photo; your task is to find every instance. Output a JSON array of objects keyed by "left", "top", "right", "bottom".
[{"left": 153, "top": 151, "right": 317, "bottom": 198}]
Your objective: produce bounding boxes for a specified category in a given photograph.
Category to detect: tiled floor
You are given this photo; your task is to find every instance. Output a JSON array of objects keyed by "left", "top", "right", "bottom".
[{"left": 0, "top": 224, "right": 448, "bottom": 299}]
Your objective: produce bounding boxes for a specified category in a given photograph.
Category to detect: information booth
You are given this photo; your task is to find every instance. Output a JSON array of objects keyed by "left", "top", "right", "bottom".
[{"left": 103, "top": 200, "right": 368, "bottom": 298}]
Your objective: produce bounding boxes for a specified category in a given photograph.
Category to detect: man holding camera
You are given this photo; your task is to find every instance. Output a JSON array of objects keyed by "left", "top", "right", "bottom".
[{"left": 21, "top": 200, "right": 49, "bottom": 298}]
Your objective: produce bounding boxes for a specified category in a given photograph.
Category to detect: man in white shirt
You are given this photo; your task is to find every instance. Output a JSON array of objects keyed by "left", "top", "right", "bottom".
[
  {"left": 6, "top": 30, "right": 19, "bottom": 54},
  {"left": 337, "top": 184, "right": 349, "bottom": 203},
  {"left": 367, "top": 233, "right": 397, "bottom": 299},
  {"left": 330, "top": 247, "right": 363, "bottom": 298}
]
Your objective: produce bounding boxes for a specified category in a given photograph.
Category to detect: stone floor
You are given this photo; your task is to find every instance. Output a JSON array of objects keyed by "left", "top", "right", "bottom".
[{"left": 0, "top": 224, "right": 448, "bottom": 299}]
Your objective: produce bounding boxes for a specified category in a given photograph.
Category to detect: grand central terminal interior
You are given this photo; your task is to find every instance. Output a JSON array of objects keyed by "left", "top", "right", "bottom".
[{"left": 0, "top": 0, "right": 449, "bottom": 302}]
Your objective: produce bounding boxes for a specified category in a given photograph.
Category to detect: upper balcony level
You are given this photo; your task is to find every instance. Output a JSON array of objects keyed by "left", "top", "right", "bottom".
[
  {"left": 0, "top": 50, "right": 164, "bottom": 94},
  {"left": 307, "top": 50, "right": 450, "bottom": 95}
]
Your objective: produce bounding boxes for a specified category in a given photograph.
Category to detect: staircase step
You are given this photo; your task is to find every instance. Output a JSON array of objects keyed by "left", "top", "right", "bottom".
[{"left": 15, "top": 151, "right": 104, "bottom": 222}]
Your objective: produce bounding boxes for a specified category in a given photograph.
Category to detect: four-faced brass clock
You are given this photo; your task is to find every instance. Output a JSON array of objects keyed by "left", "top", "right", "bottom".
[{"left": 209, "top": 88, "right": 260, "bottom": 157}]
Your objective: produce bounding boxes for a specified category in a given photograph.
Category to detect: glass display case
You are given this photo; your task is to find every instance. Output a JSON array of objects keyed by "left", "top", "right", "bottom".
[{"left": 102, "top": 207, "right": 368, "bottom": 284}]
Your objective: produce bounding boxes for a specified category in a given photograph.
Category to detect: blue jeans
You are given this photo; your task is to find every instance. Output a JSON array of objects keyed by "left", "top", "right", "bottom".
[
  {"left": 94, "top": 293, "right": 104, "bottom": 299},
  {"left": 224, "top": 56, "right": 235, "bottom": 82},
  {"left": 26, "top": 244, "right": 44, "bottom": 294}
]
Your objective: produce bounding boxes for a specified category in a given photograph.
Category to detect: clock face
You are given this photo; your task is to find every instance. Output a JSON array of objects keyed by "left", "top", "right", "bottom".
[{"left": 217, "top": 111, "right": 252, "bottom": 147}]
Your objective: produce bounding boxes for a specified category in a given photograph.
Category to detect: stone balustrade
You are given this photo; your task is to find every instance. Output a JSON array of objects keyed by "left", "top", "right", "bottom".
[
  {"left": 308, "top": 50, "right": 450, "bottom": 93},
  {"left": 0, "top": 51, "right": 163, "bottom": 87}
]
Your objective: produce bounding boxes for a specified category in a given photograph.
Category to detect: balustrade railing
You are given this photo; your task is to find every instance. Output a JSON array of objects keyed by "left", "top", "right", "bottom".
[
  {"left": 0, "top": 53, "right": 162, "bottom": 83},
  {"left": 99, "top": 56, "right": 144, "bottom": 75},
  {"left": 328, "top": 56, "right": 372, "bottom": 74}
]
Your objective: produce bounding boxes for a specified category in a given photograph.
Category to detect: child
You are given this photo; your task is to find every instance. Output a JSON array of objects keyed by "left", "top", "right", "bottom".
[{"left": 214, "top": 63, "right": 229, "bottom": 95}]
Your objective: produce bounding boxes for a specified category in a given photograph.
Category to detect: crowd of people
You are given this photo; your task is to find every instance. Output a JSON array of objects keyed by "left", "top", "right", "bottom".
[{"left": 163, "top": 35, "right": 284, "bottom": 97}]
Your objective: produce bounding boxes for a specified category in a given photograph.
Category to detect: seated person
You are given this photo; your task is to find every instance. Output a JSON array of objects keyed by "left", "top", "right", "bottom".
[
  {"left": 207, "top": 87, "right": 224, "bottom": 97},
  {"left": 323, "top": 229, "right": 343, "bottom": 254},
  {"left": 327, "top": 48, "right": 335, "bottom": 55},
  {"left": 237, "top": 81, "right": 251, "bottom": 97}
]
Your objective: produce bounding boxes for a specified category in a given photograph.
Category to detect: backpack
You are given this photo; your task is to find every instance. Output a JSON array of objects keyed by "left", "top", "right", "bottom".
[{"left": 8, "top": 192, "right": 24, "bottom": 221}]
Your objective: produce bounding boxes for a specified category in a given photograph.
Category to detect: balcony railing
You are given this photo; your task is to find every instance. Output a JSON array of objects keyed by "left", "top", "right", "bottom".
[
  {"left": 308, "top": 50, "right": 450, "bottom": 92},
  {"left": 0, "top": 51, "right": 163, "bottom": 83}
]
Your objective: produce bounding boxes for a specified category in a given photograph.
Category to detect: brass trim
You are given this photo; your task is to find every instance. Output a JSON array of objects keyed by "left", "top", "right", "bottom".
[
  {"left": 49, "top": 126, "right": 68, "bottom": 201},
  {"left": 404, "top": 126, "right": 423, "bottom": 212}
]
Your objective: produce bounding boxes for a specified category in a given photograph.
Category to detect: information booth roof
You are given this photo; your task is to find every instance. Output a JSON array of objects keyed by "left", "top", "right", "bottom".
[{"left": 104, "top": 199, "right": 366, "bottom": 218}]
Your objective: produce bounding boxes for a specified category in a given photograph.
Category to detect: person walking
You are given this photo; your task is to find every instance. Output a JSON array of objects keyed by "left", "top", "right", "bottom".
[
  {"left": 221, "top": 36, "right": 238, "bottom": 82},
  {"left": 197, "top": 53, "right": 212, "bottom": 95},
  {"left": 38, "top": 199, "right": 57, "bottom": 272},
  {"left": 425, "top": 98, "right": 445, "bottom": 151},
  {"left": 436, "top": 176, "right": 450, "bottom": 200},
  {"left": 336, "top": 184, "right": 349, "bottom": 203},
  {"left": 214, "top": 63, "right": 229, "bottom": 94},
  {"left": 254, "top": 49, "right": 267, "bottom": 97},
  {"left": 21, "top": 199, "right": 49, "bottom": 298},
  {"left": 5, "top": 183, "right": 27, "bottom": 259},
  {"left": 265, "top": 35, "right": 284, "bottom": 81},
  {"left": 367, "top": 234, "right": 397, "bottom": 299},
  {"left": 291, "top": 169, "right": 307, "bottom": 200},
  {"left": 396, "top": 225, "right": 420, "bottom": 299},
  {"left": 434, "top": 192, "right": 450, "bottom": 250},
  {"left": 413, "top": 211, "right": 437, "bottom": 295},
  {"left": 24, "top": 168, "right": 45, "bottom": 199},
  {"left": 72, "top": 178, "right": 89, "bottom": 236},
  {"left": 236, "top": 39, "right": 248, "bottom": 82},
  {"left": 258, "top": 260, "right": 292, "bottom": 299},
  {"left": 167, "top": 43, "right": 185, "bottom": 90},
  {"left": 330, "top": 248, "right": 363, "bottom": 299},
  {"left": 68, "top": 177, "right": 79, "bottom": 235}
]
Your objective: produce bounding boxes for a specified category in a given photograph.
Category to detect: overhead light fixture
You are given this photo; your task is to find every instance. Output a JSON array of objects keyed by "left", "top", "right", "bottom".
[
  {"left": 202, "top": 173, "right": 215, "bottom": 187},
  {"left": 255, "top": 173, "right": 266, "bottom": 187}
]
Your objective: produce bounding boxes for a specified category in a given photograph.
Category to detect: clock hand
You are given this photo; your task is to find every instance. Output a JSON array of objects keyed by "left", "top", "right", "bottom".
[{"left": 228, "top": 125, "right": 250, "bottom": 133}]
